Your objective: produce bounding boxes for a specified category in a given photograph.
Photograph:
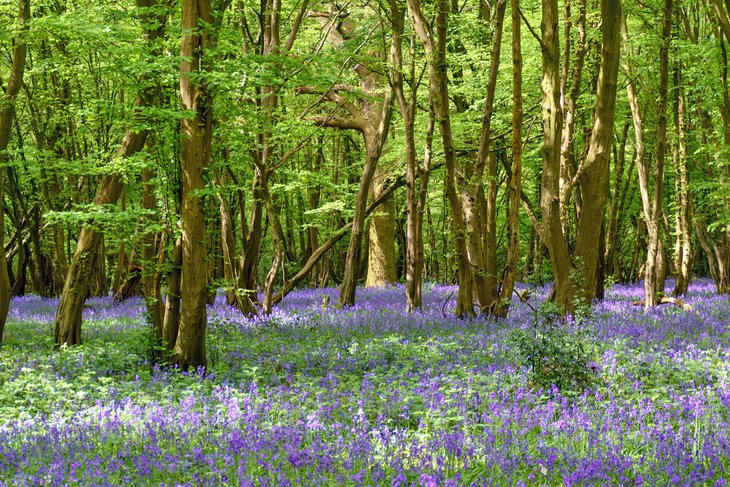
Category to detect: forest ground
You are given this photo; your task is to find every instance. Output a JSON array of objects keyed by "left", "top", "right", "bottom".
[{"left": 0, "top": 280, "right": 729, "bottom": 485}]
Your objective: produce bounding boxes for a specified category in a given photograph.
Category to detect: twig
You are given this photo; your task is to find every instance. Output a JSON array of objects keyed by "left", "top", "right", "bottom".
[{"left": 442, "top": 291, "right": 454, "bottom": 318}]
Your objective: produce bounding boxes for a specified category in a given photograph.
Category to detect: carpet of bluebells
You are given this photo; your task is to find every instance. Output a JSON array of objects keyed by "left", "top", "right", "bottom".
[{"left": 1, "top": 280, "right": 730, "bottom": 486}]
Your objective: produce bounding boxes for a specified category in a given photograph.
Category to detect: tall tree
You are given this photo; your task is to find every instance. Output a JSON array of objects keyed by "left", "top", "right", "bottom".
[
  {"left": 173, "top": 0, "right": 214, "bottom": 369},
  {"left": 493, "top": 0, "right": 520, "bottom": 317},
  {"left": 0, "top": 0, "right": 30, "bottom": 341},
  {"left": 575, "top": 0, "right": 622, "bottom": 303},
  {"left": 54, "top": 0, "right": 168, "bottom": 346},
  {"left": 540, "top": 0, "right": 575, "bottom": 310},
  {"left": 389, "top": 0, "right": 431, "bottom": 311}
]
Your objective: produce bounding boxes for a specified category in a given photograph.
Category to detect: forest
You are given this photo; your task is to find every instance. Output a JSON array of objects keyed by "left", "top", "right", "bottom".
[{"left": 1, "top": 0, "right": 730, "bottom": 484}]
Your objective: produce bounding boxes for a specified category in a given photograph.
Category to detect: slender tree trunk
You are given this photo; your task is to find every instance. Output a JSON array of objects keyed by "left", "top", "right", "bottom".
[
  {"left": 493, "top": 0, "right": 520, "bottom": 318},
  {"left": 559, "top": 0, "right": 586, "bottom": 235},
  {"left": 216, "top": 170, "right": 238, "bottom": 306},
  {"left": 163, "top": 237, "right": 182, "bottom": 350},
  {"left": 340, "top": 145, "right": 386, "bottom": 306},
  {"left": 643, "top": 0, "right": 672, "bottom": 306},
  {"left": 575, "top": 0, "right": 622, "bottom": 304},
  {"left": 390, "top": 4, "right": 419, "bottom": 310},
  {"left": 672, "top": 67, "right": 692, "bottom": 296},
  {"left": 471, "top": 0, "right": 506, "bottom": 315},
  {"left": 407, "top": 0, "right": 473, "bottom": 316},
  {"left": 141, "top": 166, "right": 163, "bottom": 336},
  {"left": 0, "top": 0, "right": 29, "bottom": 341},
  {"left": 605, "top": 123, "right": 629, "bottom": 278},
  {"left": 236, "top": 171, "right": 262, "bottom": 315},
  {"left": 262, "top": 181, "right": 285, "bottom": 314},
  {"left": 623, "top": 13, "right": 661, "bottom": 308}
]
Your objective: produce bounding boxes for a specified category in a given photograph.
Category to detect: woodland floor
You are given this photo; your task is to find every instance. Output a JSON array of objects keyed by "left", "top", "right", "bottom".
[{"left": 0, "top": 280, "right": 729, "bottom": 485}]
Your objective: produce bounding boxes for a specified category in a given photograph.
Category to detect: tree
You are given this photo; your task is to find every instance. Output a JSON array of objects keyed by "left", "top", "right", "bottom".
[
  {"left": 539, "top": 0, "right": 575, "bottom": 310},
  {"left": 173, "top": 0, "right": 214, "bottom": 370},
  {"left": 0, "top": 0, "right": 30, "bottom": 341},
  {"left": 575, "top": 0, "right": 622, "bottom": 304},
  {"left": 54, "top": 0, "right": 169, "bottom": 347}
]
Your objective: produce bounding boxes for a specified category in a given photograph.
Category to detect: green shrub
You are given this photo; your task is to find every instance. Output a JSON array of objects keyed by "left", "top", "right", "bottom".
[{"left": 510, "top": 301, "right": 598, "bottom": 397}]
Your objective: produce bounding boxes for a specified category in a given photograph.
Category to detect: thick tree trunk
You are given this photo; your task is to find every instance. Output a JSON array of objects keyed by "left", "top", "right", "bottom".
[
  {"left": 365, "top": 166, "right": 397, "bottom": 288},
  {"left": 0, "top": 0, "right": 29, "bottom": 341},
  {"left": 174, "top": 0, "right": 213, "bottom": 371},
  {"left": 575, "top": 0, "right": 621, "bottom": 304},
  {"left": 540, "top": 0, "right": 574, "bottom": 311}
]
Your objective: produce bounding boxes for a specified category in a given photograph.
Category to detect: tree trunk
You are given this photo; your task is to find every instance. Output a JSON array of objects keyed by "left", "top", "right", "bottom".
[
  {"left": 262, "top": 180, "right": 285, "bottom": 314},
  {"left": 493, "top": 0, "right": 519, "bottom": 318},
  {"left": 216, "top": 169, "right": 238, "bottom": 306},
  {"left": 365, "top": 165, "right": 397, "bottom": 288},
  {"left": 623, "top": 13, "right": 662, "bottom": 308},
  {"left": 644, "top": 0, "right": 672, "bottom": 305},
  {"left": 0, "top": 0, "right": 29, "bottom": 341},
  {"left": 407, "top": 0, "right": 473, "bottom": 316},
  {"left": 575, "top": 0, "right": 621, "bottom": 304},
  {"left": 163, "top": 237, "right": 182, "bottom": 350},
  {"left": 236, "top": 171, "right": 262, "bottom": 316},
  {"left": 605, "top": 123, "right": 630, "bottom": 278},
  {"left": 390, "top": 3, "right": 420, "bottom": 310},
  {"left": 559, "top": 0, "right": 586, "bottom": 236},
  {"left": 540, "top": 0, "right": 574, "bottom": 311},
  {"left": 340, "top": 149, "right": 381, "bottom": 306},
  {"left": 672, "top": 67, "right": 692, "bottom": 296},
  {"left": 54, "top": 0, "right": 167, "bottom": 346},
  {"left": 141, "top": 166, "right": 163, "bottom": 336},
  {"left": 174, "top": 0, "right": 213, "bottom": 371}
]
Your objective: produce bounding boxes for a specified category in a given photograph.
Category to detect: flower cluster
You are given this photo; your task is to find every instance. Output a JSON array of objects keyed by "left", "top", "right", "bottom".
[{"left": 0, "top": 280, "right": 729, "bottom": 485}]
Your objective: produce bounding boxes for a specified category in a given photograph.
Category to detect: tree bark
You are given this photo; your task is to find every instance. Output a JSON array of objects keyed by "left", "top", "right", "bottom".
[
  {"left": 492, "top": 0, "right": 520, "bottom": 318},
  {"left": 141, "top": 166, "right": 164, "bottom": 336},
  {"left": 0, "top": 0, "right": 29, "bottom": 341},
  {"left": 559, "top": 0, "right": 586, "bottom": 237},
  {"left": 575, "top": 0, "right": 622, "bottom": 304},
  {"left": 365, "top": 166, "right": 397, "bottom": 287},
  {"left": 54, "top": 0, "right": 167, "bottom": 346},
  {"left": 407, "top": 0, "right": 473, "bottom": 316},
  {"left": 174, "top": 0, "right": 213, "bottom": 370},
  {"left": 540, "top": 0, "right": 574, "bottom": 311},
  {"left": 163, "top": 237, "right": 182, "bottom": 350},
  {"left": 672, "top": 66, "right": 692, "bottom": 296},
  {"left": 623, "top": 13, "right": 663, "bottom": 308}
]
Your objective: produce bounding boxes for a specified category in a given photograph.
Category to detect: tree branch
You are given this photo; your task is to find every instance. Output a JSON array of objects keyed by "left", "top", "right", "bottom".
[{"left": 518, "top": 7, "right": 548, "bottom": 52}]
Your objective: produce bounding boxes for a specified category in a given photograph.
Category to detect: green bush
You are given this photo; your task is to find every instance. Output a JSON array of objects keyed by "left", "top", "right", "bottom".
[{"left": 510, "top": 301, "right": 598, "bottom": 397}]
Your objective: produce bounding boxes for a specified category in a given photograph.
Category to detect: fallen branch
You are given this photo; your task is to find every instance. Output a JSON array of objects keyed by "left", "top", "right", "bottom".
[{"left": 632, "top": 296, "right": 693, "bottom": 312}]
